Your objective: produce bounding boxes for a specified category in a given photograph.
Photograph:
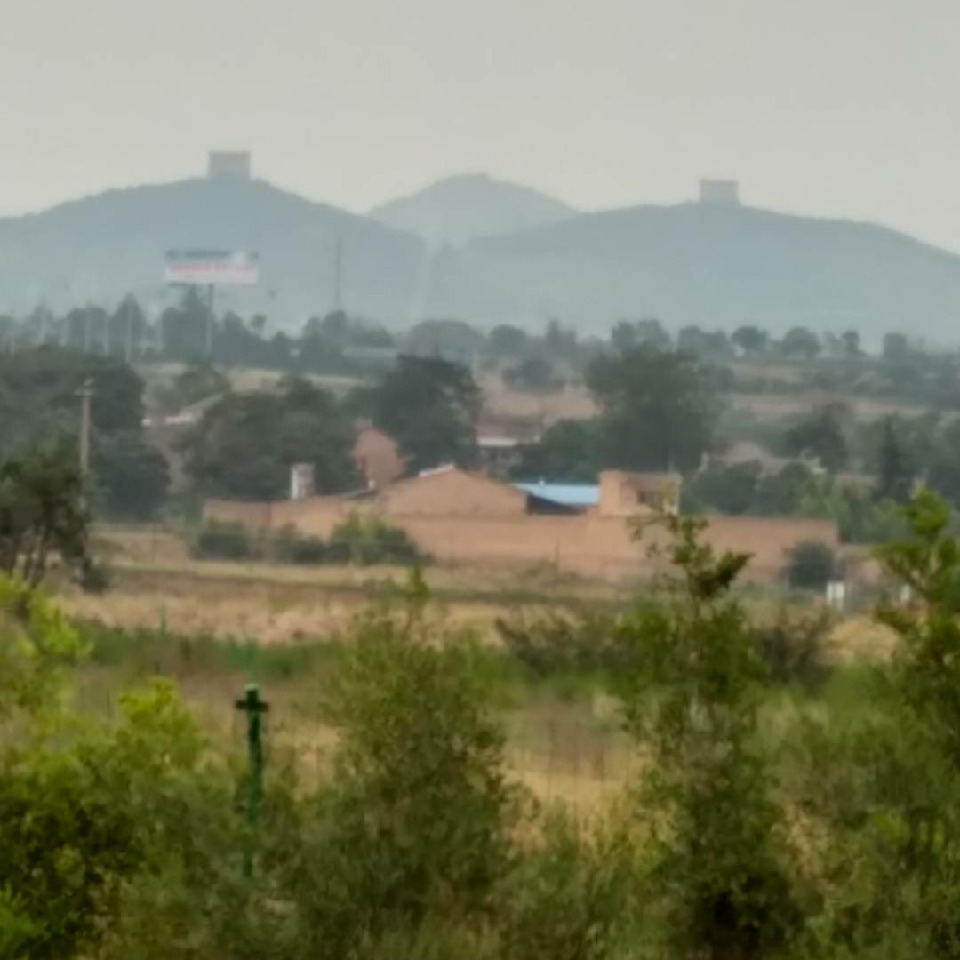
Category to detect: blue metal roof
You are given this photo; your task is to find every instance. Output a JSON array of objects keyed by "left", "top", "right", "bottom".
[{"left": 514, "top": 482, "right": 599, "bottom": 508}]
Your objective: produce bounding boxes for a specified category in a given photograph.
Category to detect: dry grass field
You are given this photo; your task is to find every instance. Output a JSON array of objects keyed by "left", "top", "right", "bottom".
[
  {"left": 69, "top": 525, "right": 895, "bottom": 813},
  {"left": 480, "top": 371, "right": 929, "bottom": 430}
]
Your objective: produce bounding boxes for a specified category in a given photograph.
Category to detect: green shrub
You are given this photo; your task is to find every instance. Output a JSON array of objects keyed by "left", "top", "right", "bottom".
[
  {"left": 616, "top": 515, "right": 804, "bottom": 960},
  {"left": 752, "top": 606, "right": 832, "bottom": 689},
  {"left": 281, "top": 602, "right": 520, "bottom": 957},
  {"left": 784, "top": 539, "right": 838, "bottom": 591},
  {"left": 498, "top": 811, "right": 640, "bottom": 960},
  {"left": 271, "top": 526, "right": 328, "bottom": 565},
  {"left": 495, "top": 607, "right": 627, "bottom": 677},
  {"left": 192, "top": 521, "right": 255, "bottom": 561},
  {"left": 328, "top": 514, "right": 425, "bottom": 565}
]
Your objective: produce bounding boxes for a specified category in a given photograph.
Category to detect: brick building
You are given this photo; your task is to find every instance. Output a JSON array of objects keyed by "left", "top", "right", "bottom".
[{"left": 205, "top": 466, "right": 838, "bottom": 581}]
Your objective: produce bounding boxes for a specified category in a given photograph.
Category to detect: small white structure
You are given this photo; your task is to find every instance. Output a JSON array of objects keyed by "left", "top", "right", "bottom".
[
  {"left": 826, "top": 580, "right": 847, "bottom": 611},
  {"left": 290, "top": 463, "right": 316, "bottom": 501}
]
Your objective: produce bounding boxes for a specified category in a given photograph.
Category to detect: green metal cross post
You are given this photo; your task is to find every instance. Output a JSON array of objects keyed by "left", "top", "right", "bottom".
[{"left": 235, "top": 683, "right": 269, "bottom": 878}]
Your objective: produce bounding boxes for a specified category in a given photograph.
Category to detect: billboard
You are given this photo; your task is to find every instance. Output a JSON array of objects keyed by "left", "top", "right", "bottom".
[{"left": 165, "top": 250, "right": 260, "bottom": 286}]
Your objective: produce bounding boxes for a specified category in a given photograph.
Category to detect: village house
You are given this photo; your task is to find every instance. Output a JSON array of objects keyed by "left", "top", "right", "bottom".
[{"left": 206, "top": 465, "right": 838, "bottom": 581}]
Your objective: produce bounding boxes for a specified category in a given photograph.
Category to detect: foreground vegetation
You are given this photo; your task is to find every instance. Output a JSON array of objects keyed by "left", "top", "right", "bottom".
[{"left": 5, "top": 492, "right": 960, "bottom": 958}]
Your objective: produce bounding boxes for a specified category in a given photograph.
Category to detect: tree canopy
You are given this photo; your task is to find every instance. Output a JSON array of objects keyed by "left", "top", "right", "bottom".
[
  {"left": 0, "top": 347, "right": 167, "bottom": 521},
  {"left": 510, "top": 420, "right": 603, "bottom": 483},
  {"left": 367, "top": 355, "right": 481, "bottom": 473},
  {"left": 782, "top": 404, "right": 848, "bottom": 473},
  {"left": 587, "top": 345, "right": 718, "bottom": 472},
  {"left": 180, "top": 377, "right": 359, "bottom": 500}
]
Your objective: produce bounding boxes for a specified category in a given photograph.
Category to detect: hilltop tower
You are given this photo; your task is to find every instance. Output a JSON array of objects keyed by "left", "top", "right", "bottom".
[
  {"left": 699, "top": 179, "right": 740, "bottom": 206},
  {"left": 208, "top": 151, "right": 252, "bottom": 181}
]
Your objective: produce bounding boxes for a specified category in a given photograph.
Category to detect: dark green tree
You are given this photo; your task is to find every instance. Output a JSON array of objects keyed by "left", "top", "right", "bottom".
[
  {"left": 161, "top": 288, "right": 211, "bottom": 361},
  {"left": 684, "top": 462, "right": 761, "bottom": 515},
  {"left": 0, "top": 440, "right": 90, "bottom": 587},
  {"left": 779, "top": 326, "right": 821, "bottom": 360},
  {"left": 875, "top": 416, "right": 915, "bottom": 504},
  {"left": 109, "top": 295, "right": 146, "bottom": 361},
  {"left": 618, "top": 515, "right": 802, "bottom": 960},
  {"left": 542, "top": 319, "right": 579, "bottom": 361},
  {"left": 803, "top": 492, "right": 960, "bottom": 954},
  {"left": 283, "top": 597, "right": 519, "bottom": 957},
  {"left": 677, "top": 326, "right": 733, "bottom": 360},
  {"left": 783, "top": 404, "right": 848, "bottom": 472},
  {"left": 180, "top": 377, "right": 358, "bottom": 499},
  {"left": 369, "top": 356, "right": 481, "bottom": 472},
  {"left": 406, "top": 319, "right": 484, "bottom": 366},
  {"left": 611, "top": 321, "right": 640, "bottom": 353},
  {"left": 731, "top": 324, "right": 768, "bottom": 356},
  {"left": 784, "top": 540, "right": 837, "bottom": 590},
  {"left": 841, "top": 329, "right": 863, "bottom": 359},
  {"left": 503, "top": 357, "right": 561, "bottom": 393},
  {"left": 882, "top": 331, "right": 911, "bottom": 361},
  {"left": 587, "top": 345, "right": 717, "bottom": 472},
  {"left": 753, "top": 463, "right": 817, "bottom": 516},
  {"left": 510, "top": 420, "right": 603, "bottom": 483},
  {"left": 0, "top": 347, "right": 143, "bottom": 451},
  {"left": 93, "top": 433, "right": 170, "bottom": 521},
  {"left": 487, "top": 324, "right": 529, "bottom": 359}
]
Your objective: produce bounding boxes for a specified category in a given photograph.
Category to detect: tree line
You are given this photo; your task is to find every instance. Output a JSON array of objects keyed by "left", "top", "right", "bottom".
[
  {"left": 9, "top": 332, "right": 960, "bottom": 546},
  {"left": 1, "top": 291, "right": 942, "bottom": 370}
]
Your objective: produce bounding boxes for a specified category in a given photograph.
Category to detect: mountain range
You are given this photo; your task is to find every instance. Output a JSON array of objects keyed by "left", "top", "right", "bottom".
[
  {"left": 3, "top": 171, "right": 960, "bottom": 341},
  {"left": 370, "top": 172, "right": 575, "bottom": 249}
]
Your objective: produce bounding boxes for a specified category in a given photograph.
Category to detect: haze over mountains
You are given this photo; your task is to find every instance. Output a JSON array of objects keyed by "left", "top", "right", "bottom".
[
  {"left": 370, "top": 173, "right": 576, "bottom": 249},
  {"left": 3, "top": 164, "right": 960, "bottom": 342}
]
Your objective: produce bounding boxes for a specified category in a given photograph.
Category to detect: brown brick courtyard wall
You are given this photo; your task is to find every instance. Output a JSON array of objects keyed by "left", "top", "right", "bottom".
[{"left": 204, "top": 497, "right": 838, "bottom": 582}]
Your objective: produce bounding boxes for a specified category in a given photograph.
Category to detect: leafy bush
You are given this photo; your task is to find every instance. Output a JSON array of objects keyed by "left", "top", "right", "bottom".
[
  {"left": 192, "top": 517, "right": 424, "bottom": 567},
  {"left": 503, "top": 357, "right": 564, "bottom": 394},
  {"left": 271, "top": 526, "right": 328, "bottom": 565},
  {"left": 281, "top": 600, "right": 520, "bottom": 957},
  {"left": 328, "top": 514, "right": 425, "bottom": 565},
  {"left": 616, "top": 515, "right": 803, "bottom": 960},
  {"left": 191, "top": 521, "right": 255, "bottom": 561},
  {"left": 498, "top": 811, "right": 640, "bottom": 960},
  {"left": 752, "top": 606, "right": 831, "bottom": 689},
  {"left": 495, "top": 607, "right": 628, "bottom": 677},
  {"left": 784, "top": 540, "right": 838, "bottom": 591}
]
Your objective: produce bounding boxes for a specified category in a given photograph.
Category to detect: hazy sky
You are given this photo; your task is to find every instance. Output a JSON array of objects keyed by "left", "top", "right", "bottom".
[{"left": 4, "top": 0, "right": 960, "bottom": 248}]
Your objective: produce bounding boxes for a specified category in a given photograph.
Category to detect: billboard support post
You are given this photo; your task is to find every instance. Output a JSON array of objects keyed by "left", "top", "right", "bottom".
[
  {"left": 163, "top": 252, "right": 258, "bottom": 361},
  {"left": 206, "top": 284, "right": 215, "bottom": 359}
]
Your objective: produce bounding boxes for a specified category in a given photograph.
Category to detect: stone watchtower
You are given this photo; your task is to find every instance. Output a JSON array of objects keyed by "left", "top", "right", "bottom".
[
  {"left": 208, "top": 151, "right": 252, "bottom": 181},
  {"left": 698, "top": 179, "right": 740, "bottom": 206}
]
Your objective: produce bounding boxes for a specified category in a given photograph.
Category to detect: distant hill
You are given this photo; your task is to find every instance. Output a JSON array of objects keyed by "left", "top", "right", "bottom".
[
  {"left": 0, "top": 178, "right": 424, "bottom": 323},
  {"left": 370, "top": 173, "right": 576, "bottom": 249},
  {"left": 5, "top": 177, "right": 960, "bottom": 342},
  {"left": 423, "top": 202, "right": 960, "bottom": 341}
]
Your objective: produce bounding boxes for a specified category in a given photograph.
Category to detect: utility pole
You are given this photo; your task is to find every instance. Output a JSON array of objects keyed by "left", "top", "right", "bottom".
[
  {"left": 77, "top": 378, "right": 94, "bottom": 491},
  {"left": 124, "top": 298, "right": 135, "bottom": 364},
  {"left": 333, "top": 236, "right": 343, "bottom": 314},
  {"left": 235, "top": 683, "right": 269, "bottom": 878},
  {"left": 206, "top": 284, "right": 215, "bottom": 360}
]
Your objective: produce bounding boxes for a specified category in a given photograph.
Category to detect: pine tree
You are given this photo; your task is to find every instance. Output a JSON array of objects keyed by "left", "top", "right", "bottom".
[{"left": 876, "top": 416, "right": 914, "bottom": 503}]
